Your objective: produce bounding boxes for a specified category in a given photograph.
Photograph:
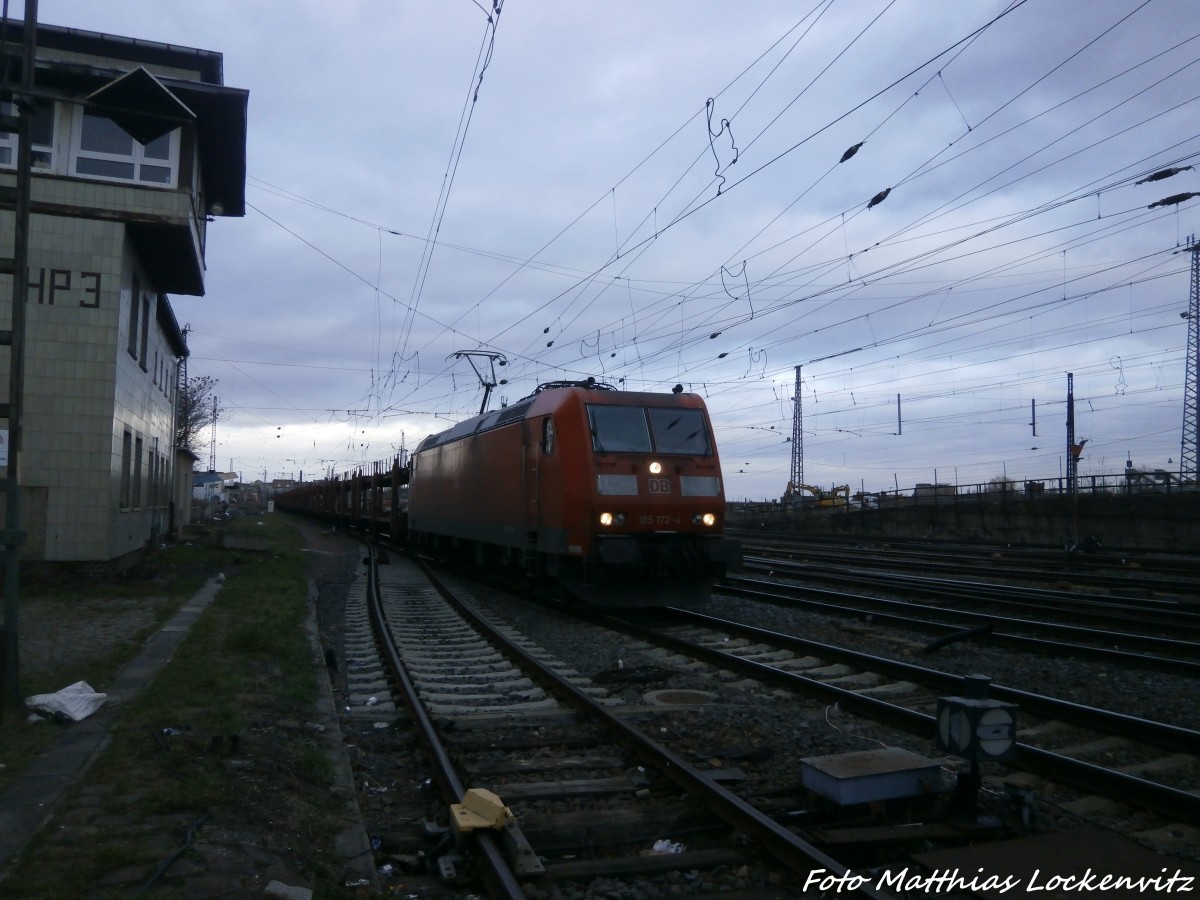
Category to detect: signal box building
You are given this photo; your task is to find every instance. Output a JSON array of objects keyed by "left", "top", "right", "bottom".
[{"left": 0, "top": 21, "right": 247, "bottom": 565}]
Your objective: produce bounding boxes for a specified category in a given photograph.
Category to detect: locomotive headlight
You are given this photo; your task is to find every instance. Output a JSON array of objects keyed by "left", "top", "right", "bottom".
[
  {"left": 600, "top": 512, "right": 614, "bottom": 526},
  {"left": 693, "top": 512, "right": 717, "bottom": 526},
  {"left": 649, "top": 461, "right": 663, "bottom": 474}
]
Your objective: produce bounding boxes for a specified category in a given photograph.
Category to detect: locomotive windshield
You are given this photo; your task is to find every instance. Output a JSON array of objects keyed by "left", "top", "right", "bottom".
[
  {"left": 648, "top": 407, "right": 711, "bottom": 455},
  {"left": 588, "top": 405, "right": 652, "bottom": 453},
  {"left": 588, "top": 405, "right": 711, "bottom": 456}
]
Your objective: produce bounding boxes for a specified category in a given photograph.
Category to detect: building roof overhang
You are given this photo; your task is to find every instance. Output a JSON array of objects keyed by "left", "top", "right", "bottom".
[
  {"left": 2, "top": 20, "right": 226, "bottom": 83},
  {"left": 160, "top": 77, "right": 248, "bottom": 217}
]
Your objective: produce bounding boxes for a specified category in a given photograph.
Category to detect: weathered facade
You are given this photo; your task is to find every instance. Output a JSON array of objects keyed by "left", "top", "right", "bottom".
[{"left": 1, "top": 21, "right": 247, "bottom": 564}]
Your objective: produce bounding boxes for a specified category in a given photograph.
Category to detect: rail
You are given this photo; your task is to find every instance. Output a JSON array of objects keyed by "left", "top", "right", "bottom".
[
  {"left": 364, "top": 545, "right": 525, "bottom": 899},
  {"left": 591, "top": 606, "right": 1200, "bottom": 824},
  {"left": 419, "top": 561, "right": 893, "bottom": 899}
]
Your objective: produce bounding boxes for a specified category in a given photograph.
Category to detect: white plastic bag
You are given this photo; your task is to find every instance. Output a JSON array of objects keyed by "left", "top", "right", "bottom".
[{"left": 25, "top": 681, "right": 107, "bottom": 722}]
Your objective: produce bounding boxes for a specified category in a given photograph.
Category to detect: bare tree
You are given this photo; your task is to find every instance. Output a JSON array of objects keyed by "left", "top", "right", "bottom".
[
  {"left": 176, "top": 375, "right": 228, "bottom": 455},
  {"left": 987, "top": 475, "right": 1017, "bottom": 495}
]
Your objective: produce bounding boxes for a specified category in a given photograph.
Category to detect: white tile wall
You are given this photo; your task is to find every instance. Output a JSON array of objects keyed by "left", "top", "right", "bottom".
[{"left": 4, "top": 216, "right": 185, "bottom": 561}]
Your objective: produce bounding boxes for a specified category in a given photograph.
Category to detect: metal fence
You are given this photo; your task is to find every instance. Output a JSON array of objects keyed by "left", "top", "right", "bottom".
[{"left": 732, "top": 471, "right": 1196, "bottom": 517}]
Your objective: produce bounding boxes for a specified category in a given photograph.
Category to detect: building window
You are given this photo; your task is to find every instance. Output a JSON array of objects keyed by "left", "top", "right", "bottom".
[
  {"left": 127, "top": 278, "right": 140, "bottom": 357},
  {"left": 0, "top": 99, "right": 54, "bottom": 169},
  {"left": 133, "top": 437, "right": 143, "bottom": 508},
  {"left": 148, "top": 451, "right": 157, "bottom": 506},
  {"left": 72, "top": 110, "right": 178, "bottom": 186},
  {"left": 139, "top": 295, "right": 150, "bottom": 370},
  {"left": 120, "top": 430, "right": 133, "bottom": 509},
  {"left": 157, "top": 452, "right": 167, "bottom": 506}
]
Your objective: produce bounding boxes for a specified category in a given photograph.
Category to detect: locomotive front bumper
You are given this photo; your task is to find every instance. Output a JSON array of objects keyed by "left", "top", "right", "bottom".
[{"left": 595, "top": 534, "right": 742, "bottom": 569}]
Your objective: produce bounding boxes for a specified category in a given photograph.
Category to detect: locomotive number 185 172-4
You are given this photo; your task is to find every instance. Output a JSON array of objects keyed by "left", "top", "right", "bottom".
[{"left": 639, "top": 515, "right": 682, "bottom": 525}]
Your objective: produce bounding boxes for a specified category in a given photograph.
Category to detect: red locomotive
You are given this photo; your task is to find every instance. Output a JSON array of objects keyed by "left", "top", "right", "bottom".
[{"left": 408, "top": 379, "right": 740, "bottom": 605}]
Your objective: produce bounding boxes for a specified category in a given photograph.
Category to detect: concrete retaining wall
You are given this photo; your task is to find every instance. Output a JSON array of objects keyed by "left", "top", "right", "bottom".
[{"left": 730, "top": 493, "right": 1199, "bottom": 553}]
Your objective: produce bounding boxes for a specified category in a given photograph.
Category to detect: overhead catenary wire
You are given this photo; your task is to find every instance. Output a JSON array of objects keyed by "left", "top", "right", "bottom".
[
  {"left": 217, "top": 2, "right": 1196, "bottom": 488},
  {"left": 395, "top": 0, "right": 506, "bottom": 368},
  {"left": 499, "top": 0, "right": 1190, "bottom": 393}
]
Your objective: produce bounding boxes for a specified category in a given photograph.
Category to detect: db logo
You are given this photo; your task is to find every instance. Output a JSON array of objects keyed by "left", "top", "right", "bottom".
[{"left": 648, "top": 478, "right": 671, "bottom": 494}]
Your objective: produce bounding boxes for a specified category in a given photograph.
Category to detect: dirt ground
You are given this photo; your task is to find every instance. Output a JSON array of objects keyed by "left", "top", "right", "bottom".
[{"left": 1, "top": 515, "right": 374, "bottom": 899}]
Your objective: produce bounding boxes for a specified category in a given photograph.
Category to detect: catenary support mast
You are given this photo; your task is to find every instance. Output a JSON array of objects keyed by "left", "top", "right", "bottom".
[
  {"left": 1181, "top": 235, "right": 1199, "bottom": 483},
  {"left": 790, "top": 365, "right": 804, "bottom": 489},
  {"left": 208, "top": 395, "right": 217, "bottom": 473},
  {"left": 1066, "top": 373, "right": 1076, "bottom": 494}
]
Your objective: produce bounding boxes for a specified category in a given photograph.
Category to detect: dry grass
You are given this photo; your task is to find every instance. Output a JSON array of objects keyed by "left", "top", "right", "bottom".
[
  {"left": 0, "top": 533, "right": 228, "bottom": 792},
  {"left": 1, "top": 514, "right": 346, "bottom": 897}
]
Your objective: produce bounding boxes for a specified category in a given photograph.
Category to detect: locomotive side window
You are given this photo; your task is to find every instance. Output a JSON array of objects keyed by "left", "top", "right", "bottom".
[
  {"left": 648, "top": 407, "right": 711, "bottom": 456},
  {"left": 542, "top": 417, "right": 555, "bottom": 455},
  {"left": 588, "top": 405, "right": 652, "bottom": 453}
]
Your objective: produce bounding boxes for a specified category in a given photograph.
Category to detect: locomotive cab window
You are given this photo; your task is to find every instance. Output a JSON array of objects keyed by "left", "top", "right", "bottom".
[
  {"left": 648, "top": 407, "right": 711, "bottom": 456},
  {"left": 542, "top": 417, "right": 555, "bottom": 455},
  {"left": 588, "top": 405, "right": 652, "bottom": 453}
]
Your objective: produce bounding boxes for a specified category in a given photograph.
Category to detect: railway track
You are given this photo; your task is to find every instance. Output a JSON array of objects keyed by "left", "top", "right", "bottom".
[
  {"left": 461, "top": 590, "right": 1200, "bottom": 849},
  {"left": 741, "top": 553, "right": 1200, "bottom": 634},
  {"left": 734, "top": 533, "right": 1200, "bottom": 602},
  {"left": 722, "top": 570, "right": 1200, "bottom": 677},
  {"left": 337, "top": 548, "right": 898, "bottom": 898},
  {"left": 588, "top": 607, "right": 1200, "bottom": 823},
  {"left": 321, "top": 538, "right": 1200, "bottom": 897}
]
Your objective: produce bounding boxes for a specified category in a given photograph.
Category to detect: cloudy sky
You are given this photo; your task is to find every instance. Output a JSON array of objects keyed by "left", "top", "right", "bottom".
[{"left": 20, "top": 0, "right": 1200, "bottom": 497}]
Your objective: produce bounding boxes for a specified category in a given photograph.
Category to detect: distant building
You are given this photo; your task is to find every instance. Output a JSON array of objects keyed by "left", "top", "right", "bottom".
[
  {"left": 912, "top": 483, "right": 957, "bottom": 500},
  {"left": 192, "top": 470, "right": 236, "bottom": 504},
  {"left": 0, "top": 20, "right": 247, "bottom": 565}
]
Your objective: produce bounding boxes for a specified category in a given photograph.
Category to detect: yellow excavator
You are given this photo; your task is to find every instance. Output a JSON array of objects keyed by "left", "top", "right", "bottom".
[{"left": 782, "top": 482, "right": 849, "bottom": 508}]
